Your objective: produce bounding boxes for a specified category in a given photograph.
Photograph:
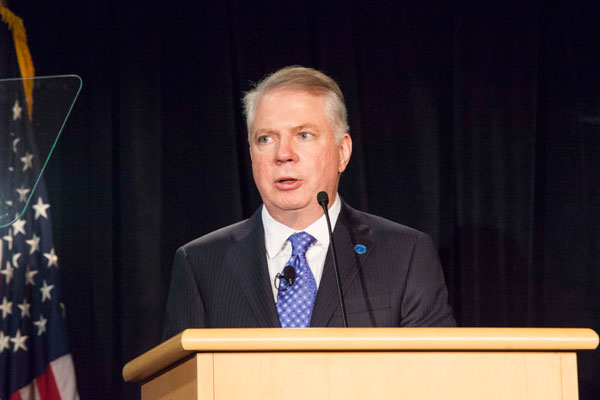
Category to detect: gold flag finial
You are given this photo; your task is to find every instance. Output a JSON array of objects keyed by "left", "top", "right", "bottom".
[{"left": 0, "top": 5, "right": 35, "bottom": 120}]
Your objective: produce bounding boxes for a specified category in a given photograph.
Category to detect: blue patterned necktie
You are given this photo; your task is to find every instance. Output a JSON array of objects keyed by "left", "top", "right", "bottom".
[{"left": 277, "top": 231, "right": 317, "bottom": 328}]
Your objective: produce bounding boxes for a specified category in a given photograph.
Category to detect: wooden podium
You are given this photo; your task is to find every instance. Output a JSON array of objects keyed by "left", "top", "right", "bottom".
[{"left": 123, "top": 328, "right": 598, "bottom": 400}]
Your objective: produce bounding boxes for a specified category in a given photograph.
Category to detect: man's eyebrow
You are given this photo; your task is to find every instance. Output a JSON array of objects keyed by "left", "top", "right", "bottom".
[
  {"left": 253, "top": 128, "right": 277, "bottom": 136},
  {"left": 292, "top": 124, "right": 319, "bottom": 132}
]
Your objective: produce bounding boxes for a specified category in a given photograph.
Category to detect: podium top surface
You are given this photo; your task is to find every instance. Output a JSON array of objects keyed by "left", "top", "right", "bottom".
[{"left": 123, "top": 327, "right": 599, "bottom": 383}]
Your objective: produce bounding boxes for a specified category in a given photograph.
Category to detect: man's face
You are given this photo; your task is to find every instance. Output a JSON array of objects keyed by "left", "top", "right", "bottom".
[{"left": 249, "top": 89, "right": 352, "bottom": 229}]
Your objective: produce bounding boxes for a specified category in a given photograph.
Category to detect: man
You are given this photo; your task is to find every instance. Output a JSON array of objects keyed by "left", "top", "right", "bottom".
[{"left": 162, "top": 66, "right": 454, "bottom": 339}]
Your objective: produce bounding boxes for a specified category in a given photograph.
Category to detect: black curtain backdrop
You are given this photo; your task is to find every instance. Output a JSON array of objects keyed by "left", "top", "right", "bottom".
[{"left": 5, "top": 2, "right": 599, "bottom": 399}]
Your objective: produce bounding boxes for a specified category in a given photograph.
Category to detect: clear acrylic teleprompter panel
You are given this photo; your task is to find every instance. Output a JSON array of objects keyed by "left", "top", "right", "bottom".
[{"left": 0, "top": 75, "right": 82, "bottom": 228}]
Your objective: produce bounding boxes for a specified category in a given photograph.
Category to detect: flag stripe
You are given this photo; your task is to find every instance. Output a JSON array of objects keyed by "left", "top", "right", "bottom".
[
  {"left": 9, "top": 390, "right": 23, "bottom": 400},
  {"left": 34, "top": 363, "right": 61, "bottom": 400},
  {"left": 16, "top": 382, "right": 40, "bottom": 400},
  {"left": 49, "top": 354, "right": 78, "bottom": 400}
]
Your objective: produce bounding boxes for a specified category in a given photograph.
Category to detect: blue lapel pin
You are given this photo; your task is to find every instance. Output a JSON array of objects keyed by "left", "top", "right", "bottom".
[{"left": 354, "top": 244, "right": 366, "bottom": 254}]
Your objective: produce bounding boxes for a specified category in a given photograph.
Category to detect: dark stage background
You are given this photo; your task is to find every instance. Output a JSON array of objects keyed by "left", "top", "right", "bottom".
[{"left": 4, "top": 1, "right": 599, "bottom": 399}]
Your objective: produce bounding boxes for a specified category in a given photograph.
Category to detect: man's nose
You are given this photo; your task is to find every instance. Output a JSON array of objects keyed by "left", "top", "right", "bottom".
[{"left": 275, "top": 137, "right": 298, "bottom": 163}]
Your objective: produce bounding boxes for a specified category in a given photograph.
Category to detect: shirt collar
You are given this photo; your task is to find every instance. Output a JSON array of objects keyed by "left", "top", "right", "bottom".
[{"left": 262, "top": 194, "right": 342, "bottom": 258}]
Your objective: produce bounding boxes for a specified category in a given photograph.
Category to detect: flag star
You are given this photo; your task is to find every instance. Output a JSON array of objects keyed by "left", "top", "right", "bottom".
[
  {"left": 0, "top": 331, "right": 10, "bottom": 352},
  {"left": 12, "top": 219, "right": 26, "bottom": 235},
  {"left": 25, "top": 266, "right": 38, "bottom": 286},
  {"left": 10, "top": 329, "right": 27, "bottom": 352},
  {"left": 0, "top": 297, "right": 13, "bottom": 318},
  {"left": 26, "top": 234, "right": 41, "bottom": 254},
  {"left": 2, "top": 229, "right": 13, "bottom": 250},
  {"left": 32, "top": 197, "right": 50, "bottom": 220},
  {"left": 12, "top": 253, "right": 21, "bottom": 267},
  {"left": 16, "top": 186, "right": 30, "bottom": 202},
  {"left": 33, "top": 315, "right": 47, "bottom": 336},
  {"left": 17, "top": 299, "right": 31, "bottom": 318},
  {"left": 9, "top": 138, "right": 21, "bottom": 155},
  {"left": 5, "top": 200, "right": 13, "bottom": 206},
  {"left": 44, "top": 248, "right": 59, "bottom": 268},
  {"left": 12, "top": 100, "right": 23, "bottom": 120},
  {"left": 1, "top": 263, "right": 14, "bottom": 284},
  {"left": 20, "top": 152, "right": 34, "bottom": 171},
  {"left": 40, "top": 280, "right": 54, "bottom": 302}
]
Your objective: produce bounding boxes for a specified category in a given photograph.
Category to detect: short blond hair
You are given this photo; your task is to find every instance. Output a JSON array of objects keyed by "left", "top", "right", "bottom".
[{"left": 243, "top": 66, "right": 349, "bottom": 143}]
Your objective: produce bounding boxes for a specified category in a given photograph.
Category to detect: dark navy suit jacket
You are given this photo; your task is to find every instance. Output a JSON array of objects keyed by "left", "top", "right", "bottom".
[{"left": 162, "top": 203, "right": 455, "bottom": 340}]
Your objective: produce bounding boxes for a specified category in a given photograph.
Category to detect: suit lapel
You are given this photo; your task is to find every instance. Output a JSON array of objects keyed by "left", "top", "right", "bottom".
[
  {"left": 225, "top": 209, "right": 280, "bottom": 327},
  {"left": 310, "top": 203, "right": 376, "bottom": 326}
]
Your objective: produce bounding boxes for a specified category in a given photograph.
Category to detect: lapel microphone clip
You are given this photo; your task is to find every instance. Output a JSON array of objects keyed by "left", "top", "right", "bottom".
[{"left": 275, "top": 265, "right": 296, "bottom": 291}]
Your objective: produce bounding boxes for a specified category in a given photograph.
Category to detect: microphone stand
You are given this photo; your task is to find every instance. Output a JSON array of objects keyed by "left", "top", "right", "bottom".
[{"left": 317, "top": 191, "right": 348, "bottom": 327}]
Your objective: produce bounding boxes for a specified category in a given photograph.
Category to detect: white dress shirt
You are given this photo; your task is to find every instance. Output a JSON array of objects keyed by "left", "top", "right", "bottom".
[{"left": 262, "top": 194, "right": 342, "bottom": 301}]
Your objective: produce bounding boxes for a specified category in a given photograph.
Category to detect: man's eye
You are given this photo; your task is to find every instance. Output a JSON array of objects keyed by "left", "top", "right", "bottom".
[
  {"left": 299, "top": 132, "right": 314, "bottom": 140},
  {"left": 257, "top": 136, "right": 272, "bottom": 144}
]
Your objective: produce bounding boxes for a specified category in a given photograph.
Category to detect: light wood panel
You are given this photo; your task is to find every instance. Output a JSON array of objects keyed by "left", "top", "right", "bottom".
[
  {"left": 212, "top": 351, "right": 576, "bottom": 400},
  {"left": 560, "top": 353, "right": 579, "bottom": 399}
]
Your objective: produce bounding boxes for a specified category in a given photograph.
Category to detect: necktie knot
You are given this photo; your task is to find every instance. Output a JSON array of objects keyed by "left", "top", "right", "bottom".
[{"left": 288, "top": 231, "right": 316, "bottom": 257}]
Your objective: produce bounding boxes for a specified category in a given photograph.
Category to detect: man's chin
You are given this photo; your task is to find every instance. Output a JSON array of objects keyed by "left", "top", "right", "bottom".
[
  {"left": 270, "top": 201, "right": 310, "bottom": 212},
  {"left": 265, "top": 197, "right": 317, "bottom": 214},
  {"left": 263, "top": 197, "right": 326, "bottom": 228}
]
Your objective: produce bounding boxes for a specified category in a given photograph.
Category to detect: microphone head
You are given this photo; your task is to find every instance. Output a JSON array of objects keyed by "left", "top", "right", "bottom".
[
  {"left": 282, "top": 265, "right": 296, "bottom": 286},
  {"left": 317, "top": 191, "right": 329, "bottom": 207}
]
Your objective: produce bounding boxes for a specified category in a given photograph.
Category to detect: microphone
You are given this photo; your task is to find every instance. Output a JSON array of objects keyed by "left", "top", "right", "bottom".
[
  {"left": 274, "top": 265, "right": 296, "bottom": 291},
  {"left": 317, "top": 191, "right": 348, "bottom": 327}
]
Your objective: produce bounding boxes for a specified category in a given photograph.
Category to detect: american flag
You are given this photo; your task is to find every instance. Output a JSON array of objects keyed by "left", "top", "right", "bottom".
[{"left": 0, "top": 82, "right": 78, "bottom": 399}]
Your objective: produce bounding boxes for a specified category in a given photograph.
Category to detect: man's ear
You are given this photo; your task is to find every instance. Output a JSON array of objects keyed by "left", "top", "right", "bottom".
[{"left": 338, "top": 133, "right": 352, "bottom": 173}]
